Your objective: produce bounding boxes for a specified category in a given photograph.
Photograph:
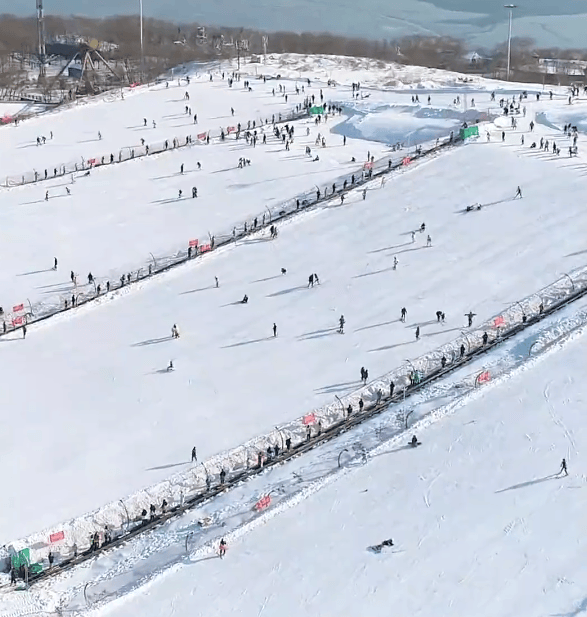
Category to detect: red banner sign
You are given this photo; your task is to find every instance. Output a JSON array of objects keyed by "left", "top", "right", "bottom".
[
  {"left": 303, "top": 413, "right": 316, "bottom": 425},
  {"left": 88, "top": 158, "right": 96, "bottom": 167},
  {"left": 197, "top": 132, "right": 208, "bottom": 140},
  {"left": 50, "top": 531, "right": 65, "bottom": 543},
  {"left": 254, "top": 495, "right": 271, "bottom": 511},
  {"left": 12, "top": 316, "right": 23, "bottom": 326},
  {"left": 402, "top": 157, "right": 411, "bottom": 166},
  {"left": 199, "top": 244, "right": 211, "bottom": 253},
  {"left": 477, "top": 371, "right": 491, "bottom": 384},
  {"left": 13, "top": 304, "right": 24, "bottom": 312},
  {"left": 227, "top": 126, "right": 236, "bottom": 134},
  {"left": 363, "top": 161, "right": 373, "bottom": 170},
  {"left": 130, "top": 82, "right": 141, "bottom": 88},
  {"left": 494, "top": 316, "right": 505, "bottom": 327},
  {"left": 189, "top": 239, "right": 199, "bottom": 247}
]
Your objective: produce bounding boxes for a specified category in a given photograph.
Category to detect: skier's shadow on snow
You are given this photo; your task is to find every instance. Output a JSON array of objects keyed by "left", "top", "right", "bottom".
[
  {"left": 369, "top": 340, "right": 414, "bottom": 352},
  {"left": 221, "top": 300, "right": 247, "bottom": 307},
  {"left": 251, "top": 275, "right": 282, "bottom": 284},
  {"left": 132, "top": 336, "right": 172, "bottom": 347},
  {"left": 221, "top": 336, "right": 273, "bottom": 349},
  {"left": 353, "top": 266, "right": 396, "bottom": 279},
  {"left": 368, "top": 242, "right": 412, "bottom": 254},
  {"left": 423, "top": 326, "right": 463, "bottom": 338},
  {"left": 354, "top": 319, "right": 399, "bottom": 333},
  {"left": 266, "top": 285, "right": 308, "bottom": 298},
  {"left": 298, "top": 327, "right": 339, "bottom": 341},
  {"left": 565, "top": 248, "right": 587, "bottom": 258},
  {"left": 146, "top": 461, "right": 190, "bottom": 471},
  {"left": 371, "top": 444, "right": 414, "bottom": 458},
  {"left": 495, "top": 474, "right": 558, "bottom": 494},
  {"left": 180, "top": 285, "right": 215, "bottom": 295},
  {"left": 314, "top": 380, "right": 360, "bottom": 394},
  {"left": 17, "top": 268, "right": 54, "bottom": 276}
]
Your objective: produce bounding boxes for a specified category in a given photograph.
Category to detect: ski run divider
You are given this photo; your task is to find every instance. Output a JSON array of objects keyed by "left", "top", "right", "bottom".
[
  {"left": 1, "top": 104, "right": 308, "bottom": 188},
  {"left": 0, "top": 124, "right": 461, "bottom": 338},
  {"left": 6, "top": 260, "right": 587, "bottom": 587}
]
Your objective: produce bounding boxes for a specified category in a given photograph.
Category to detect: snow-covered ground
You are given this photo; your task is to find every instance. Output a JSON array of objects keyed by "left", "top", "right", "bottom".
[
  {"left": 2, "top": 53, "right": 587, "bottom": 617},
  {"left": 90, "top": 326, "right": 587, "bottom": 617}
]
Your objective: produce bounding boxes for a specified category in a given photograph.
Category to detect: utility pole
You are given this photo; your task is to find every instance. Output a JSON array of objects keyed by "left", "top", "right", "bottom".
[
  {"left": 139, "top": 0, "right": 144, "bottom": 81},
  {"left": 505, "top": 4, "right": 517, "bottom": 80}
]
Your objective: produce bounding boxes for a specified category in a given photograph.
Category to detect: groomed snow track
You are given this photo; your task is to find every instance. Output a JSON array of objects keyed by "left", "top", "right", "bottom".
[
  {"left": 0, "top": 131, "right": 461, "bottom": 338},
  {"left": 20, "top": 268, "right": 587, "bottom": 587}
]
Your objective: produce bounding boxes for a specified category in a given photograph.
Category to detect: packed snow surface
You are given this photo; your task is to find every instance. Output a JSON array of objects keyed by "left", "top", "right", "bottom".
[{"left": 1, "top": 52, "right": 587, "bottom": 617}]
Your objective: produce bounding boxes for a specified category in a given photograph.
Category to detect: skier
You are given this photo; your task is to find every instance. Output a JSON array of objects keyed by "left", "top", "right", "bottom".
[
  {"left": 338, "top": 315, "right": 345, "bottom": 334},
  {"left": 45, "top": 191, "right": 49, "bottom": 201},
  {"left": 436, "top": 311, "right": 443, "bottom": 322},
  {"left": 465, "top": 311, "right": 476, "bottom": 327},
  {"left": 559, "top": 458, "right": 568, "bottom": 476},
  {"left": 70, "top": 270, "right": 75, "bottom": 283},
  {"left": 53, "top": 257, "right": 58, "bottom": 270},
  {"left": 393, "top": 256, "right": 398, "bottom": 270},
  {"left": 215, "top": 276, "right": 219, "bottom": 288},
  {"left": 171, "top": 324, "right": 180, "bottom": 339},
  {"left": 167, "top": 360, "right": 174, "bottom": 371},
  {"left": 314, "top": 273, "right": 320, "bottom": 285},
  {"left": 362, "top": 188, "right": 367, "bottom": 201},
  {"left": 273, "top": 323, "right": 277, "bottom": 337},
  {"left": 426, "top": 235, "right": 432, "bottom": 247},
  {"left": 515, "top": 186, "right": 523, "bottom": 199},
  {"left": 219, "top": 538, "right": 227, "bottom": 558},
  {"left": 178, "top": 189, "right": 183, "bottom": 199},
  {"left": 400, "top": 307, "right": 407, "bottom": 323},
  {"left": 308, "top": 274, "right": 315, "bottom": 288},
  {"left": 415, "top": 326, "right": 420, "bottom": 340},
  {"left": 180, "top": 163, "right": 184, "bottom": 174},
  {"left": 192, "top": 187, "right": 198, "bottom": 198},
  {"left": 66, "top": 187, "right": 70, "bottom": 195},
  {"left": 420, "top": 223, "right": 426, "bottom": 233}
]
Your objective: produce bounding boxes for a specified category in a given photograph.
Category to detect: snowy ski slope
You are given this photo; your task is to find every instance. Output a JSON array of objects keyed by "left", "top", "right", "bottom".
[
  {"left": 94, "top": 330, "right": 587, "bottom": 617},
  {"left": 2, "top": 52, "right": 587, "bottom": 617}
]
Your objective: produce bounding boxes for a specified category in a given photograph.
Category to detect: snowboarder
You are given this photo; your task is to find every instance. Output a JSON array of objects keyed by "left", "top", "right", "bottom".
[
  {"left": 436, "top": 311, "right": 443, "bottom": 322},
  {"left": 273, "top": 323, "right": 277, "bottom": 337},
  {"left": 410, "top": 435, "right": 419, "bottom": 447},
  {"left": 281, "top": 268, "right": 287, "bottom": 275},
  {"left": 400, "top": 307, "right": 407, "bottom": 323},
  {"left": 338, "top": 315, "right": 345, "bottom": 334},
  {"left": 420, "top": 223, "right": 426, "bottom": 233},
  {"left": 167, "top": 360, "right": 174, "bottom": 371},
  {"left": 241, "top": 294, "right": 248, "bottom": 304},
  {"left": 559, "top": 458, "right": 568, "bottom": 476},
  {"left": 219, "top": 538, "right": 227, "bottom": 558}
]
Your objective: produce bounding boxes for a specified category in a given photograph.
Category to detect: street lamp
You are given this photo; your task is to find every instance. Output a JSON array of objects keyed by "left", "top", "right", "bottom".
[{"left": 504, "top": 4, "right": 517, "bottom": 80}]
